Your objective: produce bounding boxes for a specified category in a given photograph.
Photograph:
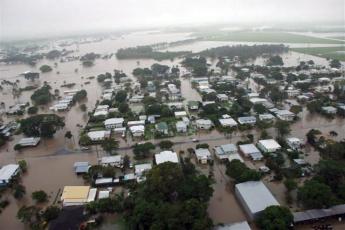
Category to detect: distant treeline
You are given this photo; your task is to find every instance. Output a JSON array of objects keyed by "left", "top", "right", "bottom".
[
  {"left": 197, "top": 44, "right": 288, "bottom": 61},
  {"left": 116, "top": 46, "right": 191, "bottom": 61},
  {"left": 150, "top": 37, "right": 201, "bottom": 50}
]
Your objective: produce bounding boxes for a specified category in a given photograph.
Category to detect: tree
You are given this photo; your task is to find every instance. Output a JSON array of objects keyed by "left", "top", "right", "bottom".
[
  {"left": 290, "top": 105, "right": 302, "bottom": 115},
  {"left": 122, "top": 154, "right": 130, "bottom": 171},
  {"left": 42, "top": 206, "right": 60, "bottom": 221},
  {"left": 74, "top": 89, "right": 87, "bottom": 102},
  {"left": 39, "top": 65, "right": 52, "bottom": 73},
  {"left": 124, "top": 162, "right": 213, "bottom": 230},
  {"left": 226, "top": 159, "right": 261, "bottom": 183},
  {"left": 329, "top": 59, "right": 341, "bottom": 69},
  {"left": 18, "top": 160, "right": 28, "bottom": 173},
  {"left": 31, "top": 85, "right": 53, "bottom": 105},
  {"left": 14, "top": 184, "right": 26, "bottom": 199},
  {"left": 266, "top": 55, "right": 284, "bottom": 66},
  {"left": 306, "top": 129, "right": 321, "bottom": 145},
  {"left": 101, "top": 138, "right": 119, "bottom": 154},
  {"left": 256, "top": 206, "right": 293, "bottom": 230},
  {"left": 17, "top": 205, "right": 38, "bottom": 224},
  {"left": 253, "top": 103, "right": 266, "bottom": 114},
  {"left": 20, "top": 114, "right": 65, "bottom": 138},
  {"left": 115, "top": 90, "right": 127, "bottom": 103},
  {"left": 118, "top": 102, "right": 129, "bottom": 114},
  {"left": 79, "top": 104, "right": 87, "bottom": 112},
  {"left": 27, "top": 106, "right": 38, "bottom": 115},
  {"left": 159, "top": 140, "right": 174, "bottom": 150},
  {"left": 297, "top": 180, "right": 337, "bottom": 209},
  {"left": 284, "top": 178, "right": 297, "bottom": 192},
  {"left": 275, "top": 120, "right": 291, "bottom": 137},
  {"left": 133, "top": 142, "right": 155, "bottom": 159},
  {"left": 32, "top": 190, "right": 48, "bottom": 203}
]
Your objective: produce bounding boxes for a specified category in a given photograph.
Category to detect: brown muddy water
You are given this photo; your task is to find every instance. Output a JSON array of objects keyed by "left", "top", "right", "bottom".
[{"left": 0, "top": 31, "right": 345, "bottom": 229}]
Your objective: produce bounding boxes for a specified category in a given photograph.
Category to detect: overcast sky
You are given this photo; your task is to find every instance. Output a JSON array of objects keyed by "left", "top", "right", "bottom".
[{"left": 1, "top": 0, "right": 344, "bottom": 40}]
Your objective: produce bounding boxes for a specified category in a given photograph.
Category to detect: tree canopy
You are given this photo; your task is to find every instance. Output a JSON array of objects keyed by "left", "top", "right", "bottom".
[
  {"left": 20, "top": 114, "right": 65, "bottom": 138},
  {"left": 256, "top": 205, "right": 293, "bottom": 230}
]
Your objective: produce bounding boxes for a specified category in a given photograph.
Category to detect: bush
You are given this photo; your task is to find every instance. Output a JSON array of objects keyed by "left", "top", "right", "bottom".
[
  {"left": 27, "top": 106, "right": 38, "bottom": 115},
  {"left": 32, "top": 190, "right": 48, "bottom": 203}
]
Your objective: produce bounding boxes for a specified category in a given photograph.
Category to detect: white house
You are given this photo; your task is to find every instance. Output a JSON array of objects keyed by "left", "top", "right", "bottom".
[
  {"left": 155, "top": 151, "right": 179, "bottom": 165},
  {"left": 257, "top": 139, "right": 281, "bottom": 153},
  {"left": 0, "top": 164, "right": 20, "bottom": 186},
  {"left": 237, "top": 116, "right": 256, "bottom": 125},
  {"left": 259, "top": 113, "right": 275, "bottom": 121},
  {"left": 286, "top": 137, "right": 303, "bottom": 150},
  {"left": 214, "top": 144, "right": 237, "bottom": 160},
  {"left": 17, "top": 137, "right": 40, "bottom": 147},
  {"left": 130, "top": 125, "right": 145, "bottom": 137},
  {"left": 275, "top": 110, "right": 295, "bottom": 121},
  {"left": 174, "top": 111, "right": 187, "bottom": 118},
  {"left": 195, "top": 119, "right": 213, "bottom": 130},
  {"left": 128, "top": 120, "right": 145, "bottom": 127},
  {"left": 239, "top": 144, "right": 263, "bottom": 161},
  {"left": 219, "top": 118, "right": 237, "bottom": 127},
  {"left": 176, "top": 121, "right": 187, "bottom": 133},
  {"left": 87, "top": 130, "right": 111, "bottom": 141},
  {"left": 322, "top": 106, "right": 337, "bottom": 114},
  {"left": 100, "top": 155, "right": 123, "bottom": 167},
  {"left": 216, "top": 94, "right": 228, "bottom": 101},
  {"left": 104, "top": 118, "right": 124, "bottom": 129},
  {"left": 195, "top": 148, "right": 212, "bottom": 164}
]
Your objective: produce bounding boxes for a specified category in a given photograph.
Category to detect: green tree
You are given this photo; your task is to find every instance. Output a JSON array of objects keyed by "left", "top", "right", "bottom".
[
  {"left": 284, "top": 178, "right": 297, "bottom": 192},
  {"left": 159, "top": 140, "right": 174, "bottom": 150},
  {"left": 297, "top": 180, "right": 337, "bottom": 209},
  {"left": 27, "top": 106, "right": 38, "bottom": 115},
  {"left": 275, "top": 120, "right": 291, "bottom": 137},
  {"left": 42, "top": 206, "right": 60, "bottom": 221},
  {"left": 115, "top": 90, "right": 127, "bottom": 103},
  {"left": 133, "top": 142, "right": 156, "bottom": 159},
  {"left": 31, "top": 85, "right": 52, "bottom": 105},
  {"left": 32, "top": 190, "right": 48, "bottom": 203},
  {"left": 330, "top": 59, "right": 341, "bottom": 69},
  {"left": 226, "top": 159, "right": 261, "bottom": 183},
  {"left": 18, "top": 160, "right": 28, "bottom": 173},
  {"left": 65, "top": 131, "right": 73, "bottom": 139},
  {"left": 20, "top": 114, "right": 65, "bottom": 138},
  {"left": 253, "top": 103, "right": 266, "bottom": 114},
  {"left": 39, "top": 65, "right": 52, "bottom": 73},
  {"left": 101, "top": 138, "right": 119, "bottom": 154},
  {"left": 290, "top": 105, "right": 302, "bottom": 115},
  {"left": 256, "top": 206, "right": 293, "bottom": 230},
  {"left": 17, "top": 205, "right": 38, "bottom": 224},
  {"left": 13, "top": 184, "right": 26, "bottom": 199}
]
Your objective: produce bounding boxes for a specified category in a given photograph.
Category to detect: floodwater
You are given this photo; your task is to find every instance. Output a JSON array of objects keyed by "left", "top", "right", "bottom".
[{"left": 0, "top": 30, "right": 345, "bottom": 228}]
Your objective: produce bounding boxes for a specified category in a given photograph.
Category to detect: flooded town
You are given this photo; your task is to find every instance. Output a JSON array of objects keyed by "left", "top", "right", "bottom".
[{"left": 1, "top": 1, "right": 345, "bottom": 230}]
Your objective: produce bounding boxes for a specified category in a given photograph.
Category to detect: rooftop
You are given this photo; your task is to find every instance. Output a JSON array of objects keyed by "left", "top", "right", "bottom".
[
  {"left": 235, "top": 181, "right": 279, "bottom": 214},
  {"left": 155, "top": 151, "right": 179, "bottom": 165}
]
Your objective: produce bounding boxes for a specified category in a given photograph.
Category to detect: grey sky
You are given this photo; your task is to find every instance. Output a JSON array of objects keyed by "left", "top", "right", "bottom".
[{"left": 1, "top": 0, "right": 344, "bottom": 40}]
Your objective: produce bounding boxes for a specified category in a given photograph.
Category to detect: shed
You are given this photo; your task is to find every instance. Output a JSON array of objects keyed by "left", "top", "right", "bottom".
[{"left": 235, "top": 181, "right": 279, "bottom": 220}]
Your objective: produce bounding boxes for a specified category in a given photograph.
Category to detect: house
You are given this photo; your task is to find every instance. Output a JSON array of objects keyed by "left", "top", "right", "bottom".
[
  {"left": 216, "top": 94, "right": 228, "bottom": 101},
  {"left": 219, "top": 118, "right": 237, "bottom": 127},
  {"left": 94, "top": 105, "right": 109, "bottom": 117},
  {"left": 176, "top": 121, "right": 187, "bottom": 133},
  {"left": 182, "top": 116, "right": 190, "bottom": 126},
  {"left": 129, "top": 125, "right": 145, "bottom": 137},
  {"left": 275, "top": 110, "right": 295, "bottom": 121},
  {"left": 195, "top": 119, "right": 213, "bottom": 129},
  {"left": 249, "top": 98, "right": 268, "bottom": 105},
  {"left": 104, "top": 118, "right": 124, "bottom": 129},
  {"left": 286, "top": 137, "right": 303, "bottom": 150},
  {"left": 129, "top": 95, "right": 144, "bottom": 103},
  {"left": 98, "top": 191, "right": 110, "bottom": 199},
  {"left": 257, "top": 139, "right": 281, "bottom": 153},
  {"left": 174, "top": 111, "right": 187, "bottom": 118},
  {"left": 73, "top": 162, "right": 90, "bottom": 174},
  {"left": 135, "top": 163, "right": 152, "bottom": 182},
  {"left": 235, "top": 181, "right": 279, "bottom": 220},
  {"left": 259, "top": 113, "right": 275, "bottom": 121},
  {"left": 50, "top": 102, "right": 69, "bottom": 112},
  {"left": 239, "top": 144, "right": 263, "bottom": 161},
  {"left": 188, "top": 101, "right": 199, "bottom": 110},
  {"left": 127, "top": 120, "right": 145, "bottom": 127},
  {"left": 156, "top": 122, "right": 169, "bottom": 135},
  {"left": 322, "top": 106, "right": 337, "bottom": 114},
  {"left": 0, "top": 164, "right": 20, "bottom": 186},
  {"left": 237, "top": 116, "right": 256, "bottom": 125},
  {"left": 61, "top": 186, "right": 95, "bottom": 206},
  {"left": 100, "top": 156, "right": 123, "bottom": 167},
  {"left": 155, "top": 151, "right": 179, "bottom": 165},
  {"left": 195, "top": 148, "right": 212, "bottom": 164},
  {"left": 87, "top": 130, "right": 111, "bottom": 141},
  {"left": 214, "top": 144, "right": 237, "bottom": 160},
  {"left": 228, "top": 153, "right": 245, "bottom": 163},
  {"left": 17, "top": 137, "right": 40, "bottom": 147}
]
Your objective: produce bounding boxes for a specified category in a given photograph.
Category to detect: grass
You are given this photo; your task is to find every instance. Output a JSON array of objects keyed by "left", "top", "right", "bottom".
[
  {"left": 200, "top": 31, "right": 345, "bottom": 44},
  {"left": 291, "top": 46, "right": 345, "bottom": 61}
]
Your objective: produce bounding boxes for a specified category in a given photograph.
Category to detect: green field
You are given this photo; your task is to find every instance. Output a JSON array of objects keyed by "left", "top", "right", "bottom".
[
  {"left": 291, "top": 46, "right": 345, "bottom": 61},
  {"left": 201, "top": 31, "right": 345, "bottom": 44}
]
